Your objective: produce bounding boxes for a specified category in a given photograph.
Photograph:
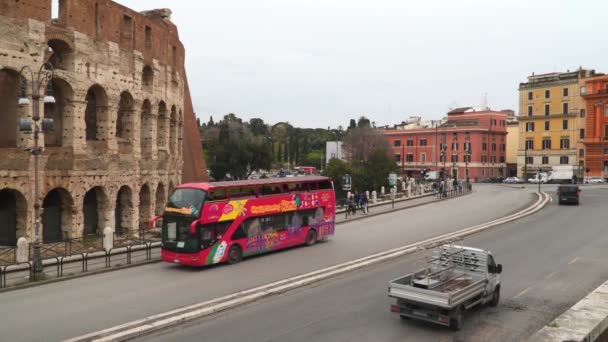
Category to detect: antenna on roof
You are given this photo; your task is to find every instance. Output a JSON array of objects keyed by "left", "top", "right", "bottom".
[{"left": 482, "top": 92, "right": 488, "bottom": 107}]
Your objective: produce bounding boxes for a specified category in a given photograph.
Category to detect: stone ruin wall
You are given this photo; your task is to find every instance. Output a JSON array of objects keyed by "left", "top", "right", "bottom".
[{"left": 0, "top": 0, "right": 207, "bottom": 244}]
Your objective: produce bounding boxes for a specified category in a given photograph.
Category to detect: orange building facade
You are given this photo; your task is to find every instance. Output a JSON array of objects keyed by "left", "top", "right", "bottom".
[
  {"left": 382, "top": 108, "right": 508, "bottom": 181},
  {"left": 582, "top": 76, "right": 608, "bottom": 177}
]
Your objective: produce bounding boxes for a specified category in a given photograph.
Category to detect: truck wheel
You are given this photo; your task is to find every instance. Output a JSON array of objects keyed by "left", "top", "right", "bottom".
[
  {"left": 489, "top": 286, "right": 500, "bottom": 307},
  {"left": 305, "top": 229, "right": 318, "bottom": 246},
  {"left": 450, "top": 310, "right": 464, "bottom": 331},
  {"left": 227, "top": 245, "right": 242, "bottom": 264}
]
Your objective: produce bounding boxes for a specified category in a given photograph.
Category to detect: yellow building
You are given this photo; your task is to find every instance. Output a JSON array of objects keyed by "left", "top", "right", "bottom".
[
  {"left": 517, "top": 69, "right": 598, "bottom": 179},
  {"left": 506, "top": 120, "right": 519, "bottom": 176}
]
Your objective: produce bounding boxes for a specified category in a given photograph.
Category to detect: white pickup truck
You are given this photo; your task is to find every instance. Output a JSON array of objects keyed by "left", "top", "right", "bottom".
[{"left": 388, "top": 245, "right": 502, "bottom": 330}]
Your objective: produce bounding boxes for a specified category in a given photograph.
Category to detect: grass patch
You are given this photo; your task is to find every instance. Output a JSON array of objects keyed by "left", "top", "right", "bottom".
[{"left": 547, "top": 321, "right": 559, "bottom": 328}]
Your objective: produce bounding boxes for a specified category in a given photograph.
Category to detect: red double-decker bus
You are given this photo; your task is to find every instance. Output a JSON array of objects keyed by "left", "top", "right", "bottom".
[{"left": 155, "top": 176, "right": 335, "bottom": 266}]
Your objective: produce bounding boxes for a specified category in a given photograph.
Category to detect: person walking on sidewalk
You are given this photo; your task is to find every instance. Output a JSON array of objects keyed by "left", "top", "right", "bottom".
[{"left": 361, "top": 192, "right": 369, "bottom": 214}]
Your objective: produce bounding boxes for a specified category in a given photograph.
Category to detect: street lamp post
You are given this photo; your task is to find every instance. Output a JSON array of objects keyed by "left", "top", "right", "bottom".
[
  {"left": 523, "top": 144, "right": 528, "bottom": 183},
  {"left": 18, "top": 63, "right": 56, "bottom": 278},
  {"left": 465, "top": 148, "right": 471, "bottom": 184}
]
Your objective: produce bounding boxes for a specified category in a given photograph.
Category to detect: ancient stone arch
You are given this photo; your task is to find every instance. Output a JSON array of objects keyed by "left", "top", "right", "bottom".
[
  {"left": 0, "top": 188, "right": 27, "bottom": 246},
  {"left": 142, "top": 65, "right": 153, "bottom": 93},
  {"left": 47, "top": 38, "right": 74, "bottom": 71},
  {"left": 0, "top": 68, "right": 20, "bottom": 148},
  {"left": 169, "top": 105, "right": 177, "bottom": 154},
  {"left": 139, "top": 184, "right": 151, "bottom": 229},
  {"left": 154, "top": 183, "right": 166, "bottom": 216},
  {"left": 83, "top": 186, "right": 109, "bottom": 236},
  {"left": 44, "top": 77, "right": 73, "bottom": 147},
  {"left": 42, "top": 187, "right": 74, "bottom": 243},
  {"left": 116, "top": 91, "right": 135, "bottom": 147},
  {"left": 157, "top": 101, "right": 167, "bottom": 148},
  {"left": 140, "top": 99, "right": 153, "bottom": 157},
  {"left": 115, "top": 185, "right": 133, "bottom": 235},
  {"left": 85, "top": 84, "right": 109, "bottom": 141}
]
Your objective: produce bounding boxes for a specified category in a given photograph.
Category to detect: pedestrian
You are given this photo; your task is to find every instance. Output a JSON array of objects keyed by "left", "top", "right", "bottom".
[
  {"left": 432, "top": 182, "right": 438, "bottom": 196},
  {"left": 362, "top": 192, "right": 369, "bottom": 214}
]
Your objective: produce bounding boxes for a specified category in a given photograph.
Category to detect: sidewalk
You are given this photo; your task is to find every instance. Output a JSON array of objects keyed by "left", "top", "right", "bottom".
[{"left": 0, "top": 189, "right": 471, "bottom": 290}]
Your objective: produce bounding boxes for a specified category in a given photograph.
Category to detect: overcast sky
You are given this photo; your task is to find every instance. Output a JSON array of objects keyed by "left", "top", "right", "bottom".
[{"left": 117, "top": 0, "right": 607, "bottom": 129}]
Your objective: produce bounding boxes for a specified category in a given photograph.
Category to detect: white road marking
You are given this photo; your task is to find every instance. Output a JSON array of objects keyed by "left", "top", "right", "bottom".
[
  {"left": 568, "top": 257, "right": 579, "bottom": 265},
  {"left": 513, "top": 286, "right": 532, "bottom": 299}
]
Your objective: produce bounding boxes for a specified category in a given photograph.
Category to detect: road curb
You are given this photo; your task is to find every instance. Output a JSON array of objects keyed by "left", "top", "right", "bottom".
[
  {"left": 528, "top": 280, "right": 608, "bottom": 342},
  {"left": 65, "top": 192, "right": 550, "bottom": 342}
]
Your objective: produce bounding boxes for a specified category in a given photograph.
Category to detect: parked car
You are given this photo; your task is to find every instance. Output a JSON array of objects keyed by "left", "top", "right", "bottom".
[
  {"left": 585, "top": 177, "right": 606, "bottom": 184},
  {"left": 557, "top": 185, "right": 580, "bottom": 205},
  {"left": 502, "top": 177, "right": 522, "bottom": 184}
]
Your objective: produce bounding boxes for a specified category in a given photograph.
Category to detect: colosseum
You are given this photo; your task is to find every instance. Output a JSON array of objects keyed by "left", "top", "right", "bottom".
[{"left": 0, "top": 0, "right": 207, "bottom": 247}]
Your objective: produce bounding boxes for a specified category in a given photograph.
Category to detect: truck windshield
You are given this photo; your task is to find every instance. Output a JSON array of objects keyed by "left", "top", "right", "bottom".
[{"left": 166, "top": 188, "right": 206, "bottom": 216}]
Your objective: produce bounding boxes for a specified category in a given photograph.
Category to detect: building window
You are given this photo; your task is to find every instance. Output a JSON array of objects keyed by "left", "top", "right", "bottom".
[
  {"left": 481, "top": 155, "right": 487, "bottom": 163},
  {"left": 545, "top": 121, "right": 550, "bottom": 131},
  {"left": 560, "top": 156, "right": 569, "bottom": 165},
  {"left": 420, "top": 139, "right": 427, "bottom": 146},
  {"left": 580, "top": 109, "right": 586, "bottom": 118},
  {"left": 605, "top": 124, "right": 608, "bottom": 138},
  {"left": 394, "top": 154, "right": 401, "bottom": 162},
  {"left": 579, "top": 149, "right": 585, "bottom": 157},
  {"left": 528, "top": 91, "right": 533, "bottom": 100},
  {"left": 542, "top": 156, "right": 549, "bottom": 164},
  {"left": 407, "top": 139, "right": 414, "bottom": 147},
  {"left": 563, "top": 102, "right": 569, "bottom": 114},
  {"left": 545, "top": 89, "right": 550, "bottom": 99},
  {"left": 562, "top": 120, "right": 568, "bottom": 130},
  {"left": 394, "top": 140, "right": 401, "bottom": 147},
  {"left": 560, "top": 137, "right": 570, "bottom": 149},
  {"left": 525, "top": 139, "right": 534, "bottom": 150},
  {"left": 528, "top": 105, "right": 533, "bottom": 116},
  {"left": 482, "top": 169, "right": 485, "bottom": 176},
  {"left": 526, "top": 156, "right": 534, "bottom": 165},
  {"left": 145, "top": 26, "right": 152, "bottom": 48},
  {"left": 465, "top": 154, "right": 471, "bottom": 163},
  {"left": 490, "top": 156, "right": 496, "bottom": 163},
  {"left": 464, "top": 142, "right": 471, "bottom": 151},
  {"left": 482, "top": 143, "right": 487, "bottom": 151},
  {"left": 452, "top": 143, "right": 458, "bottom": 151},
  {"left": 499, "top": 156, "right": 505, "bottom": 163},
  {"left": 544, "top": 104, "right": 550, "bottom": 116},
  {"left": 542, "top": 138, "right": 551, "bottom": 150},
  {"left": 580, "top": 86, "right": 586, "bottom": 95},
  {"left": 421, "top": 152, "right": 426, "bottom": 163},
  {"left": 94, "top": 2, "right": 100, "bottom": 39},
  {"left": 492, "top": 143, "right": 497, "bottom": 151},
  {"left": 526, "top": 122, "right": 535, "bottom": 132},
  {"left": 121, "top": 15, "right": 134, "bottom": 47},
  {"left": 580, "top": 129, "right": 585, "bottom": 139},
  {"left": 491, "top": 169, "right": 494, "bottom": 176},
  {"left": 563, "top": 88, "right": 569, "bottom": 97},
  {"left": 406, "top": 153, "right": 414, "bottom": 162},
  {"left": 451, "top": 154, "right": 458, "bottom": 162},
  {"left": 605, "top": 108, "right": 608, "bottom": 117}
]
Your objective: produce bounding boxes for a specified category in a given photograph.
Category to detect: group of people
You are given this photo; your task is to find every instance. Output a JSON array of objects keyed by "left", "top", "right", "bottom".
[
  {"left": 347, "top": 191, "right": 369, "bottom": 215},
  {"left": 431, "top": 178, "right": 468, "bottom": 197}
]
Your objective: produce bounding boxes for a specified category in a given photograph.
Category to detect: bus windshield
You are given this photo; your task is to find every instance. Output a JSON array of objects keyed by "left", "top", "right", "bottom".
[{"left": 166, "top": 188, "right": 206, "bottom": 216}]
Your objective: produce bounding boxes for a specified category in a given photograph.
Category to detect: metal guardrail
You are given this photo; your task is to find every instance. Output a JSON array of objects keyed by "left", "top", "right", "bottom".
[{"left": 0, "top": 229, "right": 162, "bottom": 289}]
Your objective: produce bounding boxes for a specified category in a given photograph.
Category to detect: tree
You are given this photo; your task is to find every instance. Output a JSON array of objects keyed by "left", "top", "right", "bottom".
[
  {"left": 349, "top": 119, "right": 357, "bottom": 130},
  {"left": 324, "top": 158, "right": 351, "bottom": 199},
  {"left": 249, "top": 118, "right": 268, "bottom": 136},
  {"left": 357, "top": 116, "right": 371, "bottom": 129},
  {"left": 208, "top": 116, "right": 215, "bottom": 126},
  {"left": 342, "top": 125, "right": 388, "bottom": 162},
  {"left": 196, "top": 118, "right": 201, "bottom": 127}
]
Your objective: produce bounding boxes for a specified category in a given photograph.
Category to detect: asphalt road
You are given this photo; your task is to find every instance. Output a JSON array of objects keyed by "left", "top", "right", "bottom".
[
  {"left": 144, "top": 185, "right": 608, "bottom": 342},
  {"left": 0, "top": 185, "right": 533, "bottom": 342}
]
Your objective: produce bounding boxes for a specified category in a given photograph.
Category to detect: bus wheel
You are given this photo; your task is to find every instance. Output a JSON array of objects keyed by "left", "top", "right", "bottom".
[
  {"left": 227, "top": 245, "right": 242, "bottom": 264},
  {"left": 305, "top": 229, "right": 318, "bottom": 246}
]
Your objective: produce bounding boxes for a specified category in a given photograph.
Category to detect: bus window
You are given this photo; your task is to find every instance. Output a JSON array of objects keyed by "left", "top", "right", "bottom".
[
  {"left": 167, "top": 188, "right": 206, "bottom": 212},
  {"left": 319, "top": 180, "right": 333, "bottom": 190},
  {"left": 231, "top": 226, "right": 247, "bottom": 240},
  {"left": 200, "top": 220, "right": 233, "bottom": 248},
  {"left": 209, "top": 189, "right": 227, "bottom": 201},
  {"left": 245, "top": 218, "right": 262, "bottom": 238},
  {"left": 309, "top": 182, "right": 318, "bottom": 191}
]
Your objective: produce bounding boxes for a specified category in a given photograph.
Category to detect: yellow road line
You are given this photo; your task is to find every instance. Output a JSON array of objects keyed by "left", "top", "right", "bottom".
[{"left": 568, "top": 257, "right": 579, "bottom": 265}]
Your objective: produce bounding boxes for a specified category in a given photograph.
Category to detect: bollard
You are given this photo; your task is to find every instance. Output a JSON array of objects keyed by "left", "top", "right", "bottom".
[
  {"left": 16, "top": 237, "right": 29, "bottom": 263},
  {"left": 103, "top": 227, "right": 113, "bottom": 252}
]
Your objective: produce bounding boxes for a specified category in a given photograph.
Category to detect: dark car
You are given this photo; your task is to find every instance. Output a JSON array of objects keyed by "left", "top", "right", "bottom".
[{"left": 557, "top": 185, "right": 580, "bottom": 205}]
